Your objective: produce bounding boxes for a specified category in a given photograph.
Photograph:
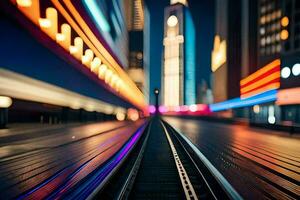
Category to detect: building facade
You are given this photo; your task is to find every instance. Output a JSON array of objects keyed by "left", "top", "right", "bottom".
[
  {"left": 211, "top": 0, "right": 300, "bottom": 126},
  {"left": 278, "top": 0, "right": 300, "bottom": 124},
  {"left": 162, "top": 0, "right": 196, "bottom": 107},
  {"left": 124, "top": 0, "right": 146, "bottom": 94},
  {"left": 83, "top": 0, "right": 129, "bottom": 68},
  {"left": 212, "top": 0, "right": 242, "bottom": 103},
  {"left": 0, "top": 0, "right": 146, "bottom": 125}
]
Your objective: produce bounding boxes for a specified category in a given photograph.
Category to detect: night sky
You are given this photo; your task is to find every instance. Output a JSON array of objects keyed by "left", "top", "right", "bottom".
[{"left": 144, "top": 0, "right": 215, "bottom": 104}]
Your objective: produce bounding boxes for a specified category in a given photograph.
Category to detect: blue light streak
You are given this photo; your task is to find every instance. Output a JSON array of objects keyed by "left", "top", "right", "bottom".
[
  {"left": 209, "top": 90, "right": 278, "bottom": 112},
  {"left": 184, "top": 8, "right": 196, "bottom": 105},
  {"left": 83, "top": 0, "right": 110, "bottom": 32}
]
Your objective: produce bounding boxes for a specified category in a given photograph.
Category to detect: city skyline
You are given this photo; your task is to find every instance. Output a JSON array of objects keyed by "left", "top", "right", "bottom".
[{"left": 0, "top": 1, "right": 299, "bottom": 199}]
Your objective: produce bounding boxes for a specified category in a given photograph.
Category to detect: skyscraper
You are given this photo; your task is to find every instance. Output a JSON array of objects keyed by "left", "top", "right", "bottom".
[
  {"left": 162, "top": 0, "right": 196, "bottom": 107},
  {"left": 211, "top": 0, "right": 300, "bottom": 125},
  {"left": 124, "top": 0, "right": 146, "bottom": 94},
  {"left": 212, "top": 0, "right": 242, "bottom": 103}
]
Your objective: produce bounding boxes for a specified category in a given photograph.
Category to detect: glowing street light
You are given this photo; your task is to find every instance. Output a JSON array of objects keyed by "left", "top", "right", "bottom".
[
  {"left": 292, "top": 63, "right": 300, "bottom": 76},
  {"left": 189, "top": 104, "right": 197, "bottom": 112},
  {"left": 253, "top": 105, "right": 260, "bottom": 114},
  {"left": 116, "top": 112, "right": 125, "bottom": 121},
  {"left": 0, "top": 96, "right": 12, "bottom": 108},
  {"left": 281, "top": 67, "right": 291, "bottom": 79}
]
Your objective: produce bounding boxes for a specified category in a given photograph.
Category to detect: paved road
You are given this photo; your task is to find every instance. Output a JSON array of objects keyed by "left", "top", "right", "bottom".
[
  {"left": 164, "top": 116, "right": 300, "bottom": 199},
  {"left": 0, "top": 120, "right": 146, "bottom": 199}
]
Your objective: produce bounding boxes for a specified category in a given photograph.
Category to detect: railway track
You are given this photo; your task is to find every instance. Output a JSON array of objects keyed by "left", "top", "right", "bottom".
[{"left": 96, "top": 117, "right": 241, "bottom": 200}]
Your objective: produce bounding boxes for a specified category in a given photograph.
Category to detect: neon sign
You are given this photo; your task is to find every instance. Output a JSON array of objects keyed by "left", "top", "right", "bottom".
[
  {"left": 240, "top": 59, "right": 280, "bottom": 99},
  {"left": 211, "top": 35, "right": 226, "bottom": 72},
  {"left": 210, "top": 90, "right": 277, "bottom": 112}
]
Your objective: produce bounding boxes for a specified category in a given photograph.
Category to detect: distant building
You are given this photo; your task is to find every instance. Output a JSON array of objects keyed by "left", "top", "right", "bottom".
[
  {"left": 278, "top": 0, "right": 300, "bottom": 124},
  {"left": 197, "top": 79, "right": 213, "bottom": 104},
  {"left": 243, "top": 0, "right": 300, "bottom": 124},
  {"left": 212, "top": 0, "right": 300, "bottom": 125},
  {"left": 162, "top": 0, "right": 196, "bottom": 106},
  {"left": 84, "top": 0, "right": 129, "bottom": 68},
  {"left": 124, "top": 0, "right": 146, "bottom": 94},
  {"left": 143, "top": 3, "right": 150, "bottom": 103},
  {"left": 211, "top": 0, "right": 242, "bottom": 103}
]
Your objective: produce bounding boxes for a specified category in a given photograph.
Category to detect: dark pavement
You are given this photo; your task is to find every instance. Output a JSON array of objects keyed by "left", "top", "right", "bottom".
[
  {"left": 0, "top": 120, "right": 145, "bottom": 199},
  {"left": 164, "top": 116, "right": 300, "bottom": 199}
]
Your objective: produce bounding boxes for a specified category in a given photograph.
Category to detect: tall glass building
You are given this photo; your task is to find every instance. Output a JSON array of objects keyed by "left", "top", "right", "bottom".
[
  {"left": 162, "top": 0, "right": 196, "bottom": 106},
  {"left": 83, "top": 0, "right": 129, "bottom": 68}
]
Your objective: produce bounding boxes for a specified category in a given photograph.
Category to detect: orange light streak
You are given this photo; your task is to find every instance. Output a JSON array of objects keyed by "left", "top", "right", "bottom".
[
  {"left": 51, "top": 0, "right": 145, "bottom": 109},
  {"left": 241, "top": 72, "right": 280, "bottom": 94},
  {"left": 13, "top": 0, "right": 146, "bottom": 110},
  {"left": 241, "top": 83, "right": 280, "bottom": 99},
  {"left": 16, "top": 0, "right": 40, "bottom": 25},
  {"left": 240, "top": 59, "right": 280, "bottom": 86}
]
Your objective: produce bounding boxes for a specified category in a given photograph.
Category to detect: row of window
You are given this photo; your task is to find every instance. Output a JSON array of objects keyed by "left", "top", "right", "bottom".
[
  {"left": 260, "top": 23, "right": 281, "bottom": 35},
  {"left": 260, "top": 44, "right": 281, "bottom": 55},
  {"left": 260, "top": 10, "right": 282, "bottom": 24},
  {"left": 260, "top": 33, "right": 281, "bottom": 46}
]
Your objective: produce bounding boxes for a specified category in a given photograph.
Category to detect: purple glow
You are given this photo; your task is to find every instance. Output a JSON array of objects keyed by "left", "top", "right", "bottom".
[
  {"left": 148, "top": 105, "right": 156, "bottom": 113},
  {"left": 73, "top": 124, "right": 147, "bottom": 199},
  {"left": 159, "top": 105, "right": 167, "bottom": 113}
]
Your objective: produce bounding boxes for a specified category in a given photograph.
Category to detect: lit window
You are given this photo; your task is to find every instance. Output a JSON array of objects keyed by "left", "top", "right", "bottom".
[
  {"left": 280, "top": 30, "right": 289, "bottom": 40},
  {"left": 276, "top": 33, "right": 280, "bottom": 41},
  {"left": 265, "top": 15, "right": 270, "bottom": 23},
  {"left": 271, "top": 34, "right": 276, "bottom": 43},
  {"left": 271, "top": 12, "right": 277, "bottom": 21},
  {"left": 261, "top": 38, "right": 266, "bottom": 46},
  {"left": 271, "top": 23, "right": 276, "bottom": 31},
  {"left": 260, "top": 16, "right": 266, "bottom": 24},
  {"left": 276, "top": 10, "right": 282, "bottom": 18},
  {"left": 281, "top": 16, "right": 289, "bottom": 27},
  {"left": 276, "top": 44, "right": 281, "bottom": 52},
  {"left": 260, "top": 27, "right": 265, "bottom": 35},
  {"left": 266, "top": 36, "right": 271, "bottom": 44}
]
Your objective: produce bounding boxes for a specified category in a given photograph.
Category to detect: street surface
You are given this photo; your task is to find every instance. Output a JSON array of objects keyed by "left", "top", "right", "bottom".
[
  {"left": 164, "top": 116, "right": 300, "bottom": 199},
  {"left": 0, "top": 120, "right": 145, "bottom": 199}
]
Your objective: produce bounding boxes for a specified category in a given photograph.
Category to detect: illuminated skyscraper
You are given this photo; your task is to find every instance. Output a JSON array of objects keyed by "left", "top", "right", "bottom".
[
  {"left": 162, "top": 0, "right": 195, "bottom": 106},
  {"left": 124, "top": 0, "right": 146, "bottom": 95}
]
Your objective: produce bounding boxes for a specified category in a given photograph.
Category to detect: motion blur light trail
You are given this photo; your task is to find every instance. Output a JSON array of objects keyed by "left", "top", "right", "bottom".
[{"left": 0, "top": 120, "right": 146, "bottom": 199}]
